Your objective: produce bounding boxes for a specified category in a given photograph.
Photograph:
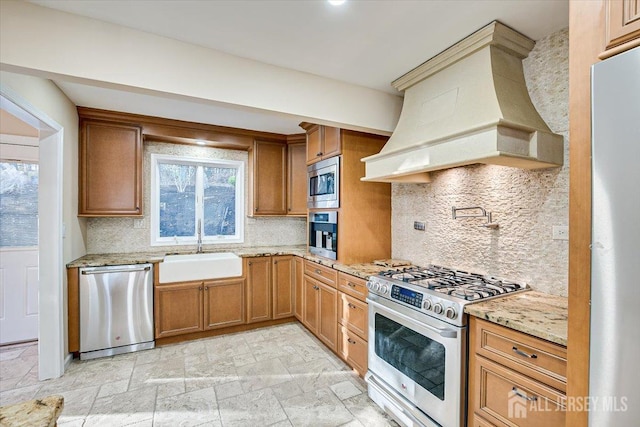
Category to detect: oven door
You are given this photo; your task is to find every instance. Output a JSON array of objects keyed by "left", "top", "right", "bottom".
[
  {"left": 367, "top": 295, "right": 466, "bottom": 427},
  {"left": 307, "top": 156, "right": 339, "bottom": 209}
]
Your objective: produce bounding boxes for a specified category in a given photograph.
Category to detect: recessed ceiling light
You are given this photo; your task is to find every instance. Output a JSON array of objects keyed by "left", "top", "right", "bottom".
[{"left": 328, "top": 0, "right": 346, "bottom": 6}]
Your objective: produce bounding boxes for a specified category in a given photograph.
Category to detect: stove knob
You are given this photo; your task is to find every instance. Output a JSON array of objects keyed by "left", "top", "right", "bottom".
[
  {"left": 372, "top": 282, "right": 380, "bottom": 292},
  {"left": 423, "top": 299, "right": 432, "bottom": 310},
  {"left": 366, "top": 281, "right": 373, "bottom": 290},
  {"left": 445, "top": 307, "right": 457, "bottom": 319},
  {"left": 380, "top": 284, "right": 389, "bottom": 294},
  {"left": 433, "top": 303, "right": 444, "bottom": 315}
]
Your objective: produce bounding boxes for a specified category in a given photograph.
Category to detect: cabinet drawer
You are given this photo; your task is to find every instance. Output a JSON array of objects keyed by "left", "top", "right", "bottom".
[
  {"left": 472, "top": 318, "right": 567, "bottom": 392},
  {"left": 337, "top": 272, "right": 368, "bottom": 301},
  {"left": 304, "top": 260, "right": 337, "bottom": 288},
  {"left": 338, "top": 292, "right": 368, "bottom": 340},
  {"left": 472, "top": 355, "right": 565, "bottom": 427},
  {"left": 338, "top": 325, "right": 367, "bottom": 376}
]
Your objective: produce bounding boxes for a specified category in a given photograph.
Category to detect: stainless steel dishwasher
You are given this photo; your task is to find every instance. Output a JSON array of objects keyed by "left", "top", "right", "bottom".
[{"left": 79, "top": 263, "right": 154, "bottom": 360}]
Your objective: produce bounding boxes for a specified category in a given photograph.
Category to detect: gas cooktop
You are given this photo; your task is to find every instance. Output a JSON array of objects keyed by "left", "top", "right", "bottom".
[{"left": 367, "top": 265, "right": 529, "bottom": 326}]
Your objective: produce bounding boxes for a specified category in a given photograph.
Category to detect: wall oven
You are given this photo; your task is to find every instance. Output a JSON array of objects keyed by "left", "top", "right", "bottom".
[
  {"left": 307, "top": 156, "right": 339, "bottom": 209},
  {"left": 366, "top": 294, "right": 466, "bottom": 427},
  {"left": 308, "top": 211, "right": 337, "bottom": 260}
]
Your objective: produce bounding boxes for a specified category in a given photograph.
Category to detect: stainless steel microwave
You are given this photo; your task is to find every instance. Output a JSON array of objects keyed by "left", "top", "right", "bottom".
[{"left": 307, "top": 156, "right": 340, "bottom": 209}]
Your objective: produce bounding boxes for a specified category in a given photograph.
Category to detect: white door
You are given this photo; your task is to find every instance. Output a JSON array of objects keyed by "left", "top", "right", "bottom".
[{"left": 0, "top": 158, "right": 39, "bottom": 344}]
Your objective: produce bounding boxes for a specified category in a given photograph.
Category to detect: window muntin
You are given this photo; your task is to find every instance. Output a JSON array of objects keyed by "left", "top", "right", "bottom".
[{"left": 151, "top": 154, "right": 244, "bottom": 245}]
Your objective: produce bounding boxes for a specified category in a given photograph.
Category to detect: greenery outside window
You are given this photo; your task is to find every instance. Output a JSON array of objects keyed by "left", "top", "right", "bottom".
[{"left": 150, "top": 154, "right": 244, "bottom": 246}]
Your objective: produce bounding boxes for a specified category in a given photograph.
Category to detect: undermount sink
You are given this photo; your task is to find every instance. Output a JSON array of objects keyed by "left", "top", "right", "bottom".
[{"left": 159, "top": 252, "right": 242, "bottom": 284}]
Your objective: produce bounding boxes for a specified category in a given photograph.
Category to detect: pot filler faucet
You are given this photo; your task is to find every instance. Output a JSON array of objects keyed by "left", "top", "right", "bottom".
[{"left": 197, "top": 219, "right": 203, "bottom": 253}]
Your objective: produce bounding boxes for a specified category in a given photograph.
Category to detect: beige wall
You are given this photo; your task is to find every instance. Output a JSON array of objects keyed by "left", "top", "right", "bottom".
[
  {"left": 391, "top": 28, "right": 569, "bottom": 296},
  {"left": 87, "top": 141, "right": 306, "bottom": 254}
]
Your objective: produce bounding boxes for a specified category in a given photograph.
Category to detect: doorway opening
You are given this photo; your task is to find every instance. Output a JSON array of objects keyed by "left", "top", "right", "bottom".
[{"left": 0, "top": 89, "right": 64, "bottom": 380}]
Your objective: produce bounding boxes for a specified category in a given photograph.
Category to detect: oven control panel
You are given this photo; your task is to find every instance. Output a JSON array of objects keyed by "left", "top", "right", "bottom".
[{"left": 390, "top": 285, "right": 423, "bottom": 308}]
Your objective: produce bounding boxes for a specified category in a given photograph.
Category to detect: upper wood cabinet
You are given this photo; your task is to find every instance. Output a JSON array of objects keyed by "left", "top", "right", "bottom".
[
  {"left": 79, "top": 119, "right": 143, "bottom": 216},
  {"left": 272, "top": 255, "right": 295, "bottom": 319},
  {"left": 287, "top": 141, "right": 307, "bottom": 216},
  {"left": 245, "top": 257, "right": 272, "bottom": 323},
  {"left": 303, "top": 124, "right": 341, "bottom": 165},
  {"left": 602, "top": 0, "right": 640, "bottom": 57},
  {"left": 249, "top": 139, "right": 287, "bottom": 216},
  {"left": 249, "top": 137, "right": 308, "bottom": 217}
]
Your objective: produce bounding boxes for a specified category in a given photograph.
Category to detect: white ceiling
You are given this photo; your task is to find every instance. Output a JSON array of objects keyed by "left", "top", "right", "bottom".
[{"left": 30, "top": 0, "right": 569, "bottom": 135}]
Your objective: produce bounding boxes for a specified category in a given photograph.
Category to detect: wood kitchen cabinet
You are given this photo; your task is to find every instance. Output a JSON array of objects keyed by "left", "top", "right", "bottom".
[
  {"left": 78, "top": 119, "right": 143, "bottom": 216},
  {"left": 302, "top": 123, "right": 341, "bottom": 165},
  {"left": 468, "top": 317, "right": 567, "bottom": 427},
  {"left": 203, "top": 278, "right": 245, "bottom": 329},
  {"left": 155, "top": 281, "right": 204, "bottom": 338},
  {"left": 602, "top": 0, "right": 640, "bottom": 58},
  {"left": 272, "top": 255, "right": 295, "bottom": 319},
  {"left": 337, "top": 272, "right": 369, "bottom": 376},
  {"left": 294, "top": 256, "right": 304, "bottom": 321},
  {"left": 302, "top": 260, "right": 338, "bottom": 351},
  {"left": 245, "top": 257, "right": 272, "bottom": 323},
  {"left": 155, "top": 277, "right": 246, "bottom": 339},
  {"left": 249, "top": 139, "right": 287, "bottom": 216},
  {"left": 287, "top": 138, "right": 307, "bottom": 216}
]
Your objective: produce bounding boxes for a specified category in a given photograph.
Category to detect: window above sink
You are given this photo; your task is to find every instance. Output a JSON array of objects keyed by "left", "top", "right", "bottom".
[{"left": 150, "top": 153, "right": 244, "bottom": 246}]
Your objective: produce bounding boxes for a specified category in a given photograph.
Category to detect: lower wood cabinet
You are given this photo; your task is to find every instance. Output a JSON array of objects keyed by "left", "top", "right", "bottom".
[
  {"left": 468, "top": 317, "right": 567, "bottom": 427},
  {"left": 246, "top": 257, "right": 272, "bottom": 323},
  {"left": 294, "top": 257, "right": 304, "bottom": 321},
  {"left": 204, "top": 278, "right": 245, "bottom": 329},
  {"left": 272, "top": 255, "right": 294, "bottom": 319},
  {"left": 302, "top": 275, "right": 337, "bottom": 351},
  {"left": 338, "top": 325, "right": 368, "bottom": 376},
  {"left": 155, "top": 281, "right": 204, "bottom": 338},
  {"left": 336, "top": 272, "right": 369, "bottom": 376}
]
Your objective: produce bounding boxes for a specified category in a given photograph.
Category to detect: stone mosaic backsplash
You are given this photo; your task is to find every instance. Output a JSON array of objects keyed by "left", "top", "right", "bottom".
[{"left": 391, "top": 28, "right": 570, "bottom": 297}]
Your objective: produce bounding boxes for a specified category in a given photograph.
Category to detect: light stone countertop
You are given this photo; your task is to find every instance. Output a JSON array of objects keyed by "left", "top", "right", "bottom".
[
  {"left": 464, "top": 291, "right": 568, "bottom": 346},
  {"left": 0, "top": 395, "right": 64, "bottom": 426},
  {"left": 66, "top": 247, "right": 408, "bottom": 281}
]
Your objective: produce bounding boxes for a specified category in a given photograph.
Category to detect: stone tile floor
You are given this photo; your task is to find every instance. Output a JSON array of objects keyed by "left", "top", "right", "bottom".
[{"left": 0, "top": 322, "right": 399, "bottom": 426}]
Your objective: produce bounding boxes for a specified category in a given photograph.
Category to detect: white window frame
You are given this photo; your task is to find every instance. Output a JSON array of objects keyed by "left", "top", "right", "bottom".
[{"left": 150, "top": 153, "right": 244, "bottom": 246}]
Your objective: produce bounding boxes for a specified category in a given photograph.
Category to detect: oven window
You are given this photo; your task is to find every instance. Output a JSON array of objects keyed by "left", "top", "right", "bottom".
[
  {"left": 374, "top": 313, "right": 446, "bottom": 400},
  {"left": 309, "top": 172, "right": 335, "bottom": 197}
]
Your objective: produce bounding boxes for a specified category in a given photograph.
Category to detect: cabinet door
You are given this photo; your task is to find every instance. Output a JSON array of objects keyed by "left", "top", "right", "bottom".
[
  {"left": 338, "top": 292, "right": 368, "bottom": 340},
  {"left": 604, "top": 0, "right": 640, "bottom": 53},
  {"left": 287, "top": 142, "right": 307, "bottom": 216},
  {"left": 246, "top": 257, "right": 272, "bottom": 323},
  {"left": 318, "top": 282, "right": 338, "bottom": 351},
  {"left": 338, "top": 325, "right": 368, "bottom": 376},
  {"left": 79, "top": 120, "right": 142, "bottom": 216},
  {"left": 306, "top": 125, "right": 322, "bottom": 164},
  {"left": 302, "top": 276, "right": 319, "bottom": 334},
  {"left": 322, "top": 126, "right": 342, "bottom": 158},
  {"left": 155, "top": 281, "right": 203, "bottom": 338},
  {"left": 272, "top": 256, "right": 294, "bottom": 319},
  {"left": 294, "top": 257, "right": 304, "bottom": 321},
  {"left": 251, "top": 140, "right": 287, "bottom": 216},
  {"left": 204, "top": 278, "right": 245, "bottom": 329}
]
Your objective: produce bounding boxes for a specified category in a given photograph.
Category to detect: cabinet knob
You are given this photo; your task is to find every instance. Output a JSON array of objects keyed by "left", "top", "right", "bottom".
[
  {"left": 136, "top": 207, "right": 140, "bottom": 211},
  {"left": 348, "top": 303, "right": 356, "bottom": 309},
  {"left": 255, "top": 208, "right": 258, "bottom": 211},
  {"left": 347, "top": 338, "right": 356, "bottom": 345},
  {"left": 199, "top": 286, "right": 203, "bottom": 291},
  {"left": 347, "top": 282, "right": 356, "bottom": 288},
  {"left": 316, "top": 152, "right": 323, "bottom": 157},
  {"left": 248, "top": 261, "right": 252, "bottom": 266},
  {"left": 313, "top": 285, "right": 319, "bottom": 290},
  {"left": 204, "top": 286, "right": 208, "bottom": 290},
  {"left": 315, "top": 269, "right": 321, "bottom": 274},
  {"left": 274, "top": 260, "right": 278, "bottom": 264}
]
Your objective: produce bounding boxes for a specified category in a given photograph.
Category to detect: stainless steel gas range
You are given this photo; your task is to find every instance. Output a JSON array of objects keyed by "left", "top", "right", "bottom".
[{"left": 365, "top": 265, "right": 528, "bottom": 427}]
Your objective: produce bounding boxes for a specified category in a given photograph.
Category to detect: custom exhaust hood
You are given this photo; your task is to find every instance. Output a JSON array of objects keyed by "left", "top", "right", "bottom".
[{"left": 362, "top": 21, "right": 563, "bottom": 183}]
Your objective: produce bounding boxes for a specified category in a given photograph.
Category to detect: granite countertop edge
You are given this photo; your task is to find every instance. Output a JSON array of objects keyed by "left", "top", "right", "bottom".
[{"left": 464, "top": 290, "right": 568, "bottom": 346}]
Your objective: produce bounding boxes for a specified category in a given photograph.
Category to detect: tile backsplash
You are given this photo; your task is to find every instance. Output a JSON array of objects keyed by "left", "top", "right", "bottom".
[
  {"left": 391, "top": 28, "right": 570, "bottom": 296},
  {"left": 86, "top": 142, "right": 306, "bottom": 254}
]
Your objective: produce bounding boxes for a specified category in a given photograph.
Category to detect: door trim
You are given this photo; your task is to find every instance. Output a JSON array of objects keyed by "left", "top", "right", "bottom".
[{"left": 1, "top": 86, "right": 65, "bottom": 380}]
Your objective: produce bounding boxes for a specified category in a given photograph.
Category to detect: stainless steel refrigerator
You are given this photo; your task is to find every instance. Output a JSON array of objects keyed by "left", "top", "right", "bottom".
[{"left": 590, "top": 46, "right": 640, "bottom": 425}]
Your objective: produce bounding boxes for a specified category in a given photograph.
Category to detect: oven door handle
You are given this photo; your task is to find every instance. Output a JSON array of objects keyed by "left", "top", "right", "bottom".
[{"left": 368, "top": 298, "right": 459, "bottom": 339}]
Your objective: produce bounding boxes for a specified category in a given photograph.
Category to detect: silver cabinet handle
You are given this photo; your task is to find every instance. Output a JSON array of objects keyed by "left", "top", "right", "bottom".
[
  {"left": 82, "top": 266, "right": 150, "bottom": 275},
  {"left": 512, "top": 346, "right": 538, "bottom": 359},
  {"left": 512, "top": 387, "right": 538, "bottom": 401}
]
